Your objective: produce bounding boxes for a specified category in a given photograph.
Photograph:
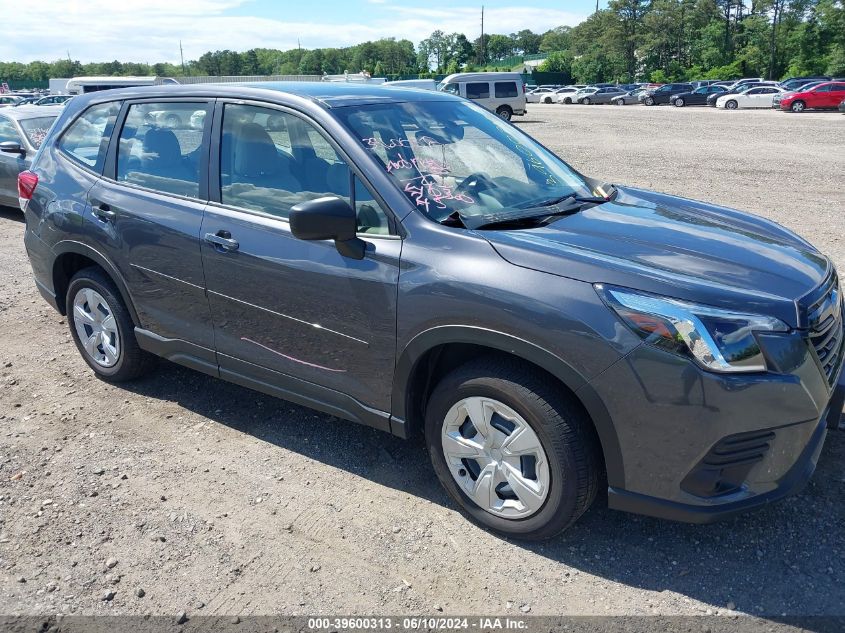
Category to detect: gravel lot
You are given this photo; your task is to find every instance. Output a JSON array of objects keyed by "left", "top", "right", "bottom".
[{"left": 0, "top": 103, "right": 843, "bottom": 623}]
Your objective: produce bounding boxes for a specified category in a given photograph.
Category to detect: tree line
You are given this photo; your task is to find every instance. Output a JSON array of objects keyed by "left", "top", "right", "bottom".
[{"left": 2, "top": 0, "right": 843, "bottom": 85}]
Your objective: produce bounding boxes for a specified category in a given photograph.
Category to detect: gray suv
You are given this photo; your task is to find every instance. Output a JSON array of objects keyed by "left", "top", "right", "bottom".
[{"left": 21, "top": 84, "right": 844, "bottom": 539}]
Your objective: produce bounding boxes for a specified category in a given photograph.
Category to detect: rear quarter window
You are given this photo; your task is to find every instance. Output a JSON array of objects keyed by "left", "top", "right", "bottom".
[
  {"left": 58, "top": 102, "right": 120, "bottom": 172},
  {"left": 494, "top": 82, "right": 518, "bottom": 98},
  {"left": 466, "top": 83, "right": 490, "bottom": 100}
]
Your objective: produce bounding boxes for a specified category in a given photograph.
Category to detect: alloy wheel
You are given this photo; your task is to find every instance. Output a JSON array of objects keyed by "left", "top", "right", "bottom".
[
  {"left": 441, "top": 396, "right": 550, "bottom": 518},
  {"left": 72, "top": 288, "right": 120, "bottom": 367}
]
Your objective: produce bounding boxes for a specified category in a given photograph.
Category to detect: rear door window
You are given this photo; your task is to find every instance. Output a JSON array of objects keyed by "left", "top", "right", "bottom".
[
  {"left": 494, "top": 82, "right": 518, "bottom": 98},
  {"left": 116, "top": 102, "right": 207, "bottom": 198},
  {"left": 58, "top": 102, "right": 120, "bottom": 172},
  {"left": 466, "top": 83, "right": 490, "bottom": 100}
]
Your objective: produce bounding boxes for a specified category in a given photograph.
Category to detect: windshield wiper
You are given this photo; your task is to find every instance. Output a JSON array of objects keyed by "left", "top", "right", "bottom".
[{"left": 461, "top": 200, "right": 586, "bottom": 230}]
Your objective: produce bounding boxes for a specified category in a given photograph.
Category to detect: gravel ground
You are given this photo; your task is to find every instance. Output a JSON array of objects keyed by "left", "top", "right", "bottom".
[{"left": 0, "top": 103, "right": 843, "bottom": 622}]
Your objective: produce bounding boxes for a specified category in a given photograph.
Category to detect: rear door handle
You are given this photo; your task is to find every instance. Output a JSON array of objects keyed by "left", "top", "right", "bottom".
[
  {"left": 92, "top": 203, "right": 116, "bottom": 222},
  {"left": 204, "top": 230, "right": 239, "bottom": 252}
]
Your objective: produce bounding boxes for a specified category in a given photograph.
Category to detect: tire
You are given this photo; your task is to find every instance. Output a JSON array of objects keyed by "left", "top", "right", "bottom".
[
  {"left": 614, "top": 99, "right": 624, "bottom": 105},
  {"left": 563, "top": 97, "right": 572, "bottom": 104},
  {"left": 644, "top": 96, "right": 655, "bottom": 106},
  {"left": 581, "top": 97, "right": 591, "bottom": 105},
  {"left": 66, "top": 267, "right": 156, "bottom": 382},
  {"left": 495, "top": 106, "right": 512, "bottom": 121},
  {"left": 725, "top": 99, "right": 738, "bottom": 110},
  {"left": 674, "top": 98, "right": 685, "bottom": 107},
  {"left": 424, "top": 356, "right": 601, "bottom": 540},
  {"left": 790, "top": 100, "right": 805, "bottom": 113}
]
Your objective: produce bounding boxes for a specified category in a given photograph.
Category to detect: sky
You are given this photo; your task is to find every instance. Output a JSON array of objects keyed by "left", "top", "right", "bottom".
[{"left": 0, "top": 0, "right": 601, "bottom": 64}]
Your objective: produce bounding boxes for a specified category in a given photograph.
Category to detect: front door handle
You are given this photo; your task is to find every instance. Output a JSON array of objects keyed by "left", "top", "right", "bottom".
[
  {"left": 92, "top": 203, "right": 116, "bottom": 223},
  {"left": 204, "top": 230, "right": 239, "bottom": 252}
]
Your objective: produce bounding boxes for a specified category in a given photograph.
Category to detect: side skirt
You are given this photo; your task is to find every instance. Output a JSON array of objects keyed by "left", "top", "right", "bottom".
[{"left": 134, "top": 328, "right": 394, "bottom": 435}]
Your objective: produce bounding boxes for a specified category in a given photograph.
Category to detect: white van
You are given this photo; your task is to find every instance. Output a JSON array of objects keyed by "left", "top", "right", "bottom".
[{"left": 437, "top": 72, "right": 527, "bottom": 120}]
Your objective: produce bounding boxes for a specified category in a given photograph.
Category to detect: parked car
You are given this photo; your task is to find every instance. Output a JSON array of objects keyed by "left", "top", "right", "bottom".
[
  {"left": 670, "top": 85, "right": 727, "bottom": 107},
  {"left": 706, "top": 81, "right": 780, "bottom": 106},
  {"left": 568, "top": 87, "right": 599, "bottom": 104},
  {"left": 554, "top": 86, "right": 587, "bottom": 104},
  {"left": 19, "top": 83, "right": 844, "bottom": 539},
  {"left": 0, "top": 105, "right": 61, "bottom": 208},
  {"left": 772, "top": 81, "right": 827, "bottom": 109},
  {"left": 526, "top": 87, "right": 555, "bottom": 104},
  {"left": 779, "top": 81, "right": 845, "bottom": 112},
  {"left": 34, "top": 95, "right": 74, "bottom": 106},
  {"left": 641, "top": 83, "right": 695, "bottom": 105},
  {"left": 610, "top": 88, "right": 648, "bottom": 105},
  {"left": 438, "top": 72, "right": 526, "bottom": 120},
  {"left": 716, "top": 85, "right": 785, "bottom": 109},
  {"left": 840, "top": 97, "right": 845, "bottom": 114},
  {"left": 0, "top": 96, "right": 22, "bottom": 108},
  {"left": 780, "top": 76, "right": 832, "bottom": 92},
  {"left": 577, "top": 86, "right": 627, "bottom": 104}
]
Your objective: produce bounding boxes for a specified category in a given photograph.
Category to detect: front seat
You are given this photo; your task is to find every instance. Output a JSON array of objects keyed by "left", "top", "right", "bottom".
[{"left": 231, "top": 122, "right": 301, "bottom": 193}]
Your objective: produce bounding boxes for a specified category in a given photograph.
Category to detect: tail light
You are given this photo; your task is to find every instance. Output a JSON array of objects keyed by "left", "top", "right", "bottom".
[
  {"left": 18, "top": 170, "right": 38, "bottom": 200},
  {"left": 522, "top": 83, "right": 526, "bottom": 94}
]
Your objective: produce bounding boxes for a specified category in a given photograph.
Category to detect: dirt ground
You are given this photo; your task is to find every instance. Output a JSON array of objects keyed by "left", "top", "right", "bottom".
[{"left": 0, "top": 104, "right": 843, "bottom": 621}]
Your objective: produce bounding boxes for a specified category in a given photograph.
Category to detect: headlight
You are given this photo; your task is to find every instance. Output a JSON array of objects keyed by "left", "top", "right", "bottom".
[{"left": 596, "top": 285, "right": 788, "bottom": 373}]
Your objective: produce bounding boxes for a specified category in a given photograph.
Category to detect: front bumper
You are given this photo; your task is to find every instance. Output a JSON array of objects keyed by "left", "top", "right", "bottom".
[{"left": 589, "top": 337, "right": 843, "bottom": 524}]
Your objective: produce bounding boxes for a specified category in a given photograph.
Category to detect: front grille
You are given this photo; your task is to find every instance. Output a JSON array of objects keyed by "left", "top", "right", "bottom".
[
  {"left": 806, "top": 272, "right": 844, "bottom": 386},
  {"left": 681, "top": 429, "right": 775, "bottom": 497}
]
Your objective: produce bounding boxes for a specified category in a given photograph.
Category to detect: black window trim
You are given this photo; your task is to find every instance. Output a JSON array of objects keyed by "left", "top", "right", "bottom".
[
  {"left": 101, "top": 96, "right": 216, "bottom": 203},
  {"left": 466, "top": 82, "right": 491, "bottom": 100},
  {"left": 207, "top": 98, "right": 402, "bottom": 239},
  {"left": 55, "top": 100, "right": 123, "bottom": 178}
]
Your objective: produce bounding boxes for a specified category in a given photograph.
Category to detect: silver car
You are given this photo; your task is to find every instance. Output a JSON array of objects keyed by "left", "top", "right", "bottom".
[
  {"left": 611, "top": 88, "right": 648, "bottom": 105},
  {"left": 0, "top": 106, "right": 61, "bottom": 208},
  {"left": 577, "top": 86, "right": 627, "bottom": 105}
]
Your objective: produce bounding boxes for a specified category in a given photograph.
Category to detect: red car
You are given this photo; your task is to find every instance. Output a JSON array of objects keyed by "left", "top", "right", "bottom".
[{"left": 780, "top": 81, "right": 845, "bottom": 112}]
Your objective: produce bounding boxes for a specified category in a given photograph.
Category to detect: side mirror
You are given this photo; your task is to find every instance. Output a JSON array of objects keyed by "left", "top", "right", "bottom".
[
  {"left": 289, "top": 196, "right": 366, "bottom": 260},
  {"left": 0, "top": 141, "right": 25, "bottom": 156}
]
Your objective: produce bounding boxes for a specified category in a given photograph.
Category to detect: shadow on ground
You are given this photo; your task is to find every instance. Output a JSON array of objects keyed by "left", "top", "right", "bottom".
[{"left": 118, "top": 360, "right": 845, "bottom": 619}]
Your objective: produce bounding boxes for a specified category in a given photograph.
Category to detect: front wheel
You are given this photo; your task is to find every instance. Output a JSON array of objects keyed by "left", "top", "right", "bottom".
[
  {"left": 495, "top": 106, "right": 512, "bottom": 121},
  {"left": 644, "top": 96, "right": 655, "bottom": 106},
  {"left": 725, "top": 99, "right": 738, "bottom": 110},
  {"left": 425, "top": 357, "right": 601, "bottom": 540},
  {"left": 790, "top": 100, "right": 806, "bottom": 113},
  {"left": 674, "top": 98, "right": 685, "bottom": 107},
  {"left": 581, "top": 97, "right": 591, "bottom": 105}
]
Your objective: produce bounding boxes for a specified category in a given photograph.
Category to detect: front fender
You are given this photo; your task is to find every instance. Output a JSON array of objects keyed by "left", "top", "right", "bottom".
[{"left": 391, "top": 325, "right": 626, "bottom": 487}]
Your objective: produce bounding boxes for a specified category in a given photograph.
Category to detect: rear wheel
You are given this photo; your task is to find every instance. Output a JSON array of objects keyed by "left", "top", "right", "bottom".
[
  {"left": 495, "top": 106, "right": 513, "bottom": 121},
  {"left": 725, "top": 99, "right": 738, "bottom": 110},
  {"left": 425, "top": 357, "right": 601, "bottom": 540},
  {"left": 563, "top": 97, "right": 573, "bottom": 104},
  {"left": 66, "top": 268, "right": 156, "bottom": 382},
  {"left": 790, "top": 100, "right": 806, "bottom": 113},
  {"left": 674, "top": 97, "right": 685, "bottom": 107}
]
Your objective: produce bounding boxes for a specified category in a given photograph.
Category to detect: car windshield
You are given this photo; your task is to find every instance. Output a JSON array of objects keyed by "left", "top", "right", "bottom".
[
  {"left": 335, "top": 100, "right": 595, "bottom": 225},
  {"left": 19, "top": 116, "right": 57, "bottom": 149}
]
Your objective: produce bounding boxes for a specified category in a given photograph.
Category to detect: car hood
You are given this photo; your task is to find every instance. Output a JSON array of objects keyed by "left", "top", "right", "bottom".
[{"left": 477, "top": 187, "right": 830, "bottom": 328}]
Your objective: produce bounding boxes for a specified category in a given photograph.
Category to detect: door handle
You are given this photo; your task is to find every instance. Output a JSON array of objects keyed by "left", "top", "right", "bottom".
[
  {"left": 204, "top": 230, "right": 239, "bottom": 252},
  {"left": 92, "top": 203, "right": 116, "bottom": 222}
]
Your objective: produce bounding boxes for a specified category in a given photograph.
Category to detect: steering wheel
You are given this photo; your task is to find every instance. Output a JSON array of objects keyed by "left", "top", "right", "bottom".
[{"left": 455, "top": 172, "right": 495, "bottom": 195}]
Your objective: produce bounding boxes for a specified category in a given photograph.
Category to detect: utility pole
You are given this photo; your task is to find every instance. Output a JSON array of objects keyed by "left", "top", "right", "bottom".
[
  {"left": 179, "top": 41, "right": 186, "bottom": 75},
  {"left": 596, "top": 0, "right": 599, "bottom": 13},
  {"left": 479, "top": 5, "right": 485, "bottom": 65}
]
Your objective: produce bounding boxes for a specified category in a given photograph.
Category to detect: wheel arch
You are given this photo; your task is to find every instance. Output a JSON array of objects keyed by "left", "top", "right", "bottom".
[
  {"left": 52, "top": 241, "right": 141, "bottom": 326},
  {"left": 391, "top": 326, "right": 625, "bottom": 486}
]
